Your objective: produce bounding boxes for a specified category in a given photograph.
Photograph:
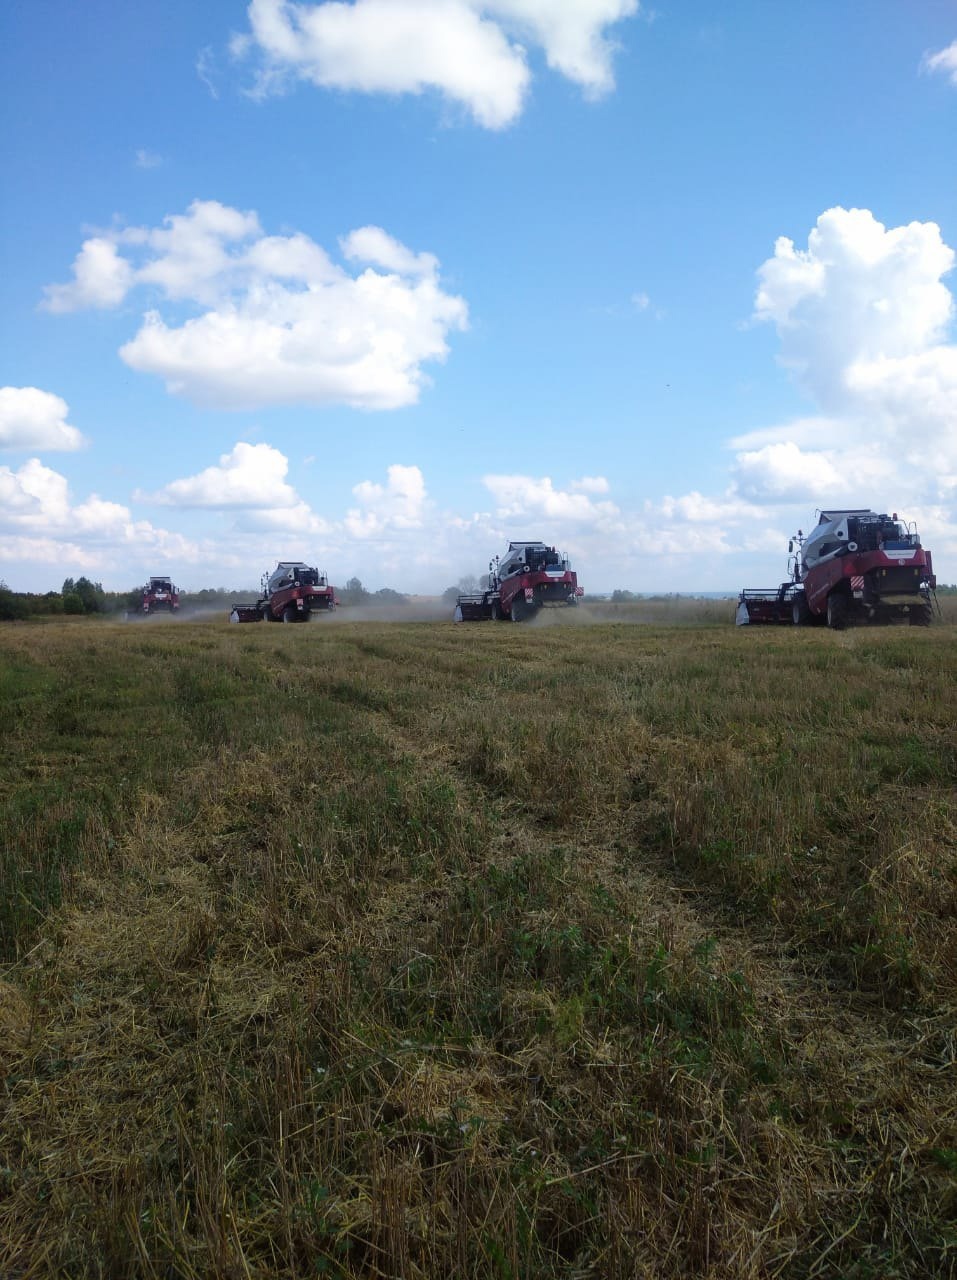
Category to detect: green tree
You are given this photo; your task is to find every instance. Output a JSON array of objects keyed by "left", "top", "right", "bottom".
[
  {"left": 339, "top": 577, "right": 370, "bottom": 607},
  {"left": 0, "top": 582, "right": 28, "bottom": 621},
  {"left": 74, "top": 577, "right": 106, "bottom": 613}
]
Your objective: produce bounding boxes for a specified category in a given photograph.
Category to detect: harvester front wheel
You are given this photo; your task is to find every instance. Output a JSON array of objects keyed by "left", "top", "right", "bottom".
[
  {"left": 511, "top": 596, "right": 527, "bottom": 623},
  {"left": 826, "top": 592, "right": 848, "bottom": 631},
  {"left": 792, "top": 595, "right": 810, "bottom": 626},
  {"left": 909, "top": 604, "right": 932, "bottom": 627},
  {"left": 282, "top": 605, "right": 297, "bottom": 624}
]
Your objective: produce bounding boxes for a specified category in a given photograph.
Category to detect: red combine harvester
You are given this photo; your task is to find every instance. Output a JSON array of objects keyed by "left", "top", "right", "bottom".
[
  {"left": 455, "top": 541, "right": 584, "bottom": 622},
  {"left": 139, "top": 576, "right": 180, "bottom": 616},
  {"left": 737, "top": 509, "right": 936, "bottom": 629},
  {"left": 230, "top": 562, "right": 336, "bottom": 623}
]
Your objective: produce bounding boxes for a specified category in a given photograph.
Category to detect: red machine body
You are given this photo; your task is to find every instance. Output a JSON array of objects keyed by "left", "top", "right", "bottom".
[
  {"left": 141, "top": 576, "right": 179, "bottom": 615},
  {"left": 230, "top": 562, "right": 336, "bottom": 623},
  {"left": 737, "top": 509, "right": 936, "bottom": 629},
  {"left": 455, "top": 541, "right": 583, "bottom": 622}
]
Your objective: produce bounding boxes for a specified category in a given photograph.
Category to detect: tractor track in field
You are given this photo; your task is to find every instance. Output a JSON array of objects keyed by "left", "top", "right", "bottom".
[
  {"left": 300, "top": 631, "right": 954, "bottom": 1130},
  {"left": 359, "top": 693, "right": 956, "bottom": 1098}
]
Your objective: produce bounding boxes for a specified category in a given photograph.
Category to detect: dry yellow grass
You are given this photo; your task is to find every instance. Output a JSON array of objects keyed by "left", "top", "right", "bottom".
[{"left": 1, "top": 610, "right": 955, "bottom": 1277}]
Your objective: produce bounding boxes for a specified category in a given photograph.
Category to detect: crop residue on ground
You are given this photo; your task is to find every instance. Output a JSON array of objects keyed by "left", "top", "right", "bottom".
[{"left": 1, "top": 609, "right": 955, "bottom": 1278}]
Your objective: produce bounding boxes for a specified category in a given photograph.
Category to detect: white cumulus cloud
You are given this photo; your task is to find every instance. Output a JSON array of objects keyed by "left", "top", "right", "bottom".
[
  {"left": 43, "top": 239, "right": 135, "bottom": 313},
  {"left": 483, "top": 473, "right": 621, "bottom": 525},
  {"left": 731, "top": 442, "right": 846, "bottom": 504},
  {"left": 234, "top": 0, "right": 638, "bottom": 128},
  {"left": 922, "top": 39, "right": 957, "bottom": 85},
  {"left": 43, "top": 200, "right": 468, "bottom": 411},
  {"left": 0, "top": 535, "right": 103, "bottom": 570},
  {"left": 743, "top": 206, "right": 957, "bottom": 507},
  {"left": 755, "top": 207, "right": 953, "bottom": 406},
  {"left": 341, "top": 226, "right": 437, "bottom": 277},
  {"left": 656, "top": 491, "right": 766, "bottom": 525},
  {"left": 0, "top": 459, "right": 198, "bottom": 569},
  {"left": 0, "top": 387, "right": 86, "bottom": 451},
  {"left": 346, "top": 464, "right": 429, "bottom": 536},
  {"left": 0, "top": 458, "right": 69, "bottom": 524},
  {"left": 486, "top": 0, "right": 638, "bottom": 92},
  {"left": 142, "top": 441, "right": 301, "bottom": 508}
]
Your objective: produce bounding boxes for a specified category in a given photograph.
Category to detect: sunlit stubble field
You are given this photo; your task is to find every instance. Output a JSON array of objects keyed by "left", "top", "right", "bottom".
[{"left": 1, "top": 605, "right": 955, "bottom": 1278}]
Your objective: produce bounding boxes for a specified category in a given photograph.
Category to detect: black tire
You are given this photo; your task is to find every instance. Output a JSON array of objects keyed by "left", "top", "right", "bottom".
[
  {"left": 511, "top": 595, "right": 527, "bottom": 623},
  {"left": 909, "top": 604, "right": 932, "bottom": 627},
  {"left": 826, "top": 592, "right": 848, "bottom": 630},
  {"left": 792, "top": 595, "right": 810, "bottom": 626},
  {"left": 282, "top": 604, "right": 297, "bottom": 624},
  {"left": 491, "top": 600, "right": 502, "bottom": 622}
]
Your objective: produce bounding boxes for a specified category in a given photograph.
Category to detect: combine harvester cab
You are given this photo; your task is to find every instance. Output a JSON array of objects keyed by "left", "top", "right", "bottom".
[
  {"left": 455, "top": 541, "right": 584, "bottom": 622},
  {"left": 230, "top": 562, "right": 337, "bottom": 623},
  {"left": 130, "top": 575, "right": 180, "bottom": 618},
  {"left": 738, "top": 509, "right": 937, "bottom": 629}
]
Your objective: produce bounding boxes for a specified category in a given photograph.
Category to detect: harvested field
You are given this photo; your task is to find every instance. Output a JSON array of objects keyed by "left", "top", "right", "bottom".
[{"left": 1, "top": 608, "right": 956, "bottom": 1278}]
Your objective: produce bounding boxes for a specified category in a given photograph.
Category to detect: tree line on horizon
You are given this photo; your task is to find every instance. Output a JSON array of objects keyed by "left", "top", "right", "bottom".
[{"left": 0, "top": 576, "right": 412, "bottom": 621}]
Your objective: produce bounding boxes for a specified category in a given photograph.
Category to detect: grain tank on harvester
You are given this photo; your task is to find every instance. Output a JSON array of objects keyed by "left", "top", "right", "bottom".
[
  {"left": 455, "top": 541, "right": 584, "bottom": 622},
  {"left": 230, "top": 562, "right": 337, "bottom": 623},
  {"left": 736, "top": 509, "right": 937, "bottom": 629}
]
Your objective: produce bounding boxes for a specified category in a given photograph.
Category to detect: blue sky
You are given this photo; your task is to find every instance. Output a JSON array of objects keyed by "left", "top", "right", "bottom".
[{"left": 2, "top": 0, "right": 956, "bottom": 594}]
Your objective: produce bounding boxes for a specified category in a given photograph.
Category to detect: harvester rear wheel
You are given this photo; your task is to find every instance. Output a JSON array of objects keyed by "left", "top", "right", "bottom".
[{"left": 826, "top": 592, "right": 848, "bottom": 630}]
